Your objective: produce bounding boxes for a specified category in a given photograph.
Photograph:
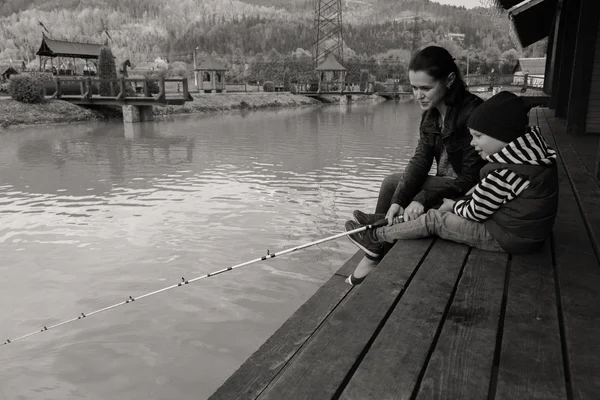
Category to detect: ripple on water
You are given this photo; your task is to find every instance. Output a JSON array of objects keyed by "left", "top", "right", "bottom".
[{"left": 0, "top": 101, "right": 422, "bottom": 399}]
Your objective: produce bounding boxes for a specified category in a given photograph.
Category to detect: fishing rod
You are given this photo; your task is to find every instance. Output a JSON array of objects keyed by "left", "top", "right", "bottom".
[{"left": 1, "top": 218, "right": 388, "bottom": 348}]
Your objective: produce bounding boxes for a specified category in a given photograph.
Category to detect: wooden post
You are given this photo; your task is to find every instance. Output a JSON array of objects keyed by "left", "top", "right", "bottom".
[
  {"left": 549, "top": 0, "right": 568, "bottom": 109},
  {"left": 566, "top": 0, "right": 600, "bottom": 135},
  {"left": 143, "top": 78, "right": 150, "bottom": 97},
  {"left": 116, "top": 77, "right": 126, "bottom": 100},
  {"left": 555, "top": 0, "right": 582, "bottom": 118},
  {"left": 55, "top": 77, "right": 61, "bottom": 98},
  {"left": 182, "top": 78, "right": 189, "bottom": 100},
  {"left": 595, "top": 139, "right": 600, "bottom": 180},
  {"left": 157, "top": 76, "right": 166, "bottom": 101}
]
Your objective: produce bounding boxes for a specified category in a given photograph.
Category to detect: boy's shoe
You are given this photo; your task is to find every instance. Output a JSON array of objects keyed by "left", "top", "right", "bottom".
[
  {"left": 353, "top": 210, "right": 404, "bottom": 226},
  {"left": 345, "top": 220, "right": 384, "bottom": 259},
  {"left": 353, "top": 210, "right": 386, "bottom": 226}
]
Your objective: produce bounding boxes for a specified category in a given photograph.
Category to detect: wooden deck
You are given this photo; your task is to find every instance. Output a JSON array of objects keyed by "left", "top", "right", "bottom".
[{"left": 209, "top": 107, "right": 600, "bottom": 400}]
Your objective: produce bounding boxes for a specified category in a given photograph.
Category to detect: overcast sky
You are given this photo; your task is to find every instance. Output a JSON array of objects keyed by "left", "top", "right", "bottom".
[{"left": 430, "top": 0, "right": 489, "bottom": 9}]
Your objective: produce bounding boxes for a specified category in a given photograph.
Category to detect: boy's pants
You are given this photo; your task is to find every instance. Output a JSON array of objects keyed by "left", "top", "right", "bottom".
[{"left": 377, "top": 209, "right": 505, "bottom": 253}]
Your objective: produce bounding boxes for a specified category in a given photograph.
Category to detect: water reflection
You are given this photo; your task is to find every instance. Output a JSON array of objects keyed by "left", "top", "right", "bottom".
[{"left": 0, "top": 99, "right": 422, "bottom": 399}]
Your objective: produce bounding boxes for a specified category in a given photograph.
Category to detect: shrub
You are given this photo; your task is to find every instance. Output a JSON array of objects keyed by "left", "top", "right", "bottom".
[
  {"left": 98, "top": 47, "right": 117, "bottom": 96},
  {"left": 359, "top": 70, "right": 369, "bottom": 91},
  {"left": 263, "top": 81, "right": 275, "bottom": 92},
  {"left": 374, "top": 82, "right": 387, "bottom": 93},
  {"left": 8, "top": 75, "right": 45, "bottom": 103}
]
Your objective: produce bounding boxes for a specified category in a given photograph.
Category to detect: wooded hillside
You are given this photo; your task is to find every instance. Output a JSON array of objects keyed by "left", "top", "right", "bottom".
[{"left": 0, "top": 0, "right": 547, "bottom": 79}]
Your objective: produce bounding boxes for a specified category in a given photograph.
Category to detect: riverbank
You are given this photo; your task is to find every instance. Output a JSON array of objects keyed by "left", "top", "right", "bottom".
[{"left": 0, "top": 92, "right": 387, "bottom": 128}]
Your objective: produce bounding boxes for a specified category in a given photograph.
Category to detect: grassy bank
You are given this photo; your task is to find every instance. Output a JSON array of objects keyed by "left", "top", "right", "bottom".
[
  {"left": 153, "top": 92, "right": 321, "bottom": 117},
  {"left": 0, "top": 92, "right": 388, "bottom": 128},
  {"left": 0, "top": 98, "right": 106, "bottom": 128}
]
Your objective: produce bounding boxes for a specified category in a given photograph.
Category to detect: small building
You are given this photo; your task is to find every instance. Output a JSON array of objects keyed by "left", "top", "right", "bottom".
[
  {"left": 512, "top": 57, "right": 546, "bottom": 87},
  {"left": 194, "top": 54, "right": 228, "bottom": 93},
  {"left": 0, "top": 65, "right": 19, "bottom": 81},
  {"left": 315, "top": 53, "right": 347, "bottom": 92},
  {"left": 36, "top": 34, "right": 103, "bottom": 75},
  {"left": 447, "top": 33, "right": 466, "bottom": 42}
]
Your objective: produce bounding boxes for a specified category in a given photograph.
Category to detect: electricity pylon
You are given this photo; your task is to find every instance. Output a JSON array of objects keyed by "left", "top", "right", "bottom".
[{"left": 313, "top": 0, "right": 343, "bottom": 66}]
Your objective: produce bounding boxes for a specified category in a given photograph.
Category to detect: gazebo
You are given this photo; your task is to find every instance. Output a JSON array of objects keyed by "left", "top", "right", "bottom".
[
  {"left": 36, "top": 34, "right": 103, "bottom": 75},
  {"left": 194, "top": 54, "right": 228, "bottom": 93},
  {"left": 315, "top": 53, "right": 347, "bottom": 92}
]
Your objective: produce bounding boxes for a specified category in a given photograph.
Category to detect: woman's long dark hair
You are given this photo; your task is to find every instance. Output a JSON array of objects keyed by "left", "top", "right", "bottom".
[{"left": 408, "top": 46, "right": 467, "bottom": 105}]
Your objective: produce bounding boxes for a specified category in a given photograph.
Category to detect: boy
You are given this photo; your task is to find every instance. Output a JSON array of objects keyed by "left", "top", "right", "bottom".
[{"left": 345, "top": 91, "right": 559, "bottom": 285}]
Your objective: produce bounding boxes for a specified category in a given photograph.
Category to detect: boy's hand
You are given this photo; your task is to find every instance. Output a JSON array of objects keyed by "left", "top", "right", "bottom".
[
  {"left": 404, "top": 201, "right": 424, "bottom": 221},
  {"left": 386, "top": 203, "right": 403, "bottom": 226},
  {"left": 439, "top": 198, "right": 456, "bottom": 212}
]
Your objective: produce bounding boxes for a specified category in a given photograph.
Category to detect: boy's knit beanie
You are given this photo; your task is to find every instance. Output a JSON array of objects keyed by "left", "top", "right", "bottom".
[{"left": 467, "top": 91, "right": 528, "bottom": 143}]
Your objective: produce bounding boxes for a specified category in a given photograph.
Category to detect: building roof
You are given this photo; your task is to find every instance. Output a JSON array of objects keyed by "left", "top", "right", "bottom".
[
  {"left": 315, "top": 53, "right": 346, "bottom": 71},
  {"left": 513, "top": 57, "right": 547, "bottom": 76},
  {"left": 36, "top": 36, "right": 103, "bottom": 59},
  {"left": 0, "top": 65, "right": 18, "bottom": 75},
  {"left": 491, "top": 0, "right": 557, "bottom": 47},
  {"left": 493, "top": 0, "right": 523, "bottom": 9},
  {"left": 195, "top": 54, "right": 228, "bottom": 71}
]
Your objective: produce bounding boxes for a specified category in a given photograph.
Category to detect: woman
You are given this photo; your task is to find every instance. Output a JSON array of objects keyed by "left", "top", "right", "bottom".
[{"left": 347, "top": 46, "right": 485, "bottom": 285}]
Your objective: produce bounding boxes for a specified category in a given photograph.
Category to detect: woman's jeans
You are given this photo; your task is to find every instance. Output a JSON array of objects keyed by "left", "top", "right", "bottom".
[
  {"left": 377, "top": 209, "right": 505, "bottom": 253},
  {"left": 375, "top": 173, "right": 455, "bottom": 213}
]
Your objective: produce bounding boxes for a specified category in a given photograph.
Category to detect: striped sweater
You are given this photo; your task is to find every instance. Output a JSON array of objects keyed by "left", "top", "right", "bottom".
[{"left": 453, "top": 126, "right": 557, "bottom": 222}]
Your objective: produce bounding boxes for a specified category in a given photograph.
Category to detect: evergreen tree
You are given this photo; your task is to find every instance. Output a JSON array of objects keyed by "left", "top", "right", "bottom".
[{"left": 98, "top": 47, "right": 117, "bottom": 96}]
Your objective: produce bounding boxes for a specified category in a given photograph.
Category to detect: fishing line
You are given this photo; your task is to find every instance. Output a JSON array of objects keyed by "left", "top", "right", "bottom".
[{"left": 1, "top": 219, "right": 387, "bottom": 347}]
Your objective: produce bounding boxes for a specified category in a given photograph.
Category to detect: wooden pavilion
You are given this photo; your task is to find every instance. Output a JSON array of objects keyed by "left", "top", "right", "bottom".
[
  {"left": 194, "top": 54, "right": 228, "bottom": 93},
  {"left": 315, "top": 53, "right": 347, "bottom": 92},
  {"left": 36, "top": 34, "right": 103, "bottom": 75}
]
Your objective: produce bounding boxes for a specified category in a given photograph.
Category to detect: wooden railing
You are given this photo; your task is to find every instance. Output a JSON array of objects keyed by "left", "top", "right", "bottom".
[
  {"left": 294, "top": 81, "right": 379, "bottom": 93},
  {"left": 51, "top": 76, "right": 191, "bottom": 102},
  {"left": 465, "top": 74, "right": 545, "bottom": 89}
]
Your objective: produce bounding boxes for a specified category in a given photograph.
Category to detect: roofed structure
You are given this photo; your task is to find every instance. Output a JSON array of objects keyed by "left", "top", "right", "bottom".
[
  {"left": 36, "top": 35, "right": 103, "bottom": 59},
  {"left": 315, "top": 54, "right": 346, "bottom": 71},
  {"left": 194, "top": 54, "right": 228, "bottom": 71},
  {"left": 492, "top": 0, "right": 557, "bottom": 48},
  {"left": 0, "top": 65, "right": 18, "bottom": 80},
  {"left": 513, "top": 57, "right": 547, "bottom": 76}
]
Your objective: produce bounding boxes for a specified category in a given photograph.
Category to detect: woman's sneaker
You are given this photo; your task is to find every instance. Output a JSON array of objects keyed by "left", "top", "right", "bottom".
[
  {"left": 353, "top": 210, "right": 386, "bottom": 226},
  {"left": 345, "top": 220, "right": 384, "bottom": 259}
]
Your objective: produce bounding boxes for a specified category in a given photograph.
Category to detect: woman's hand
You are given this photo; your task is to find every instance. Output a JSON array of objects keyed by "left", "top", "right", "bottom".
[
  {"left": 439, "top": 198, "right": 456, "bottom": 212},
  {"left": 386, "top": 203, "right": 403, "bottom": 226},
  {"left": 404, "top": 201, "right": 425, "bottom": 221}
]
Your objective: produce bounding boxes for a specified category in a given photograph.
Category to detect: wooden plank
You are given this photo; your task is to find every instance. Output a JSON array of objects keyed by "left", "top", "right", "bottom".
[
  {"left": 542, "top": 109, "right": 600, "bottom": 263},
  {"left": 209, "top": 251, "right": 363, "bottom": 400},
  {"left": 540, "top": 108, "right": 600, "bottom": 400},
  {"left": 339, "top": 240, "right": 469, "bottom": 400},
  {"left": 495, "top": 241, "right": 567, "bottom": 400},
  {"left": 256, "top": 239, "right": 434, "bottom": 400},
  {"left": 416, "top": 249, "right": 509, "bottom": 400}
]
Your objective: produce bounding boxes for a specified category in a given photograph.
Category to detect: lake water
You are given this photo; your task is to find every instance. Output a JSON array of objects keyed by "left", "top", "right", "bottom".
[{"left": 0, "top": 99, "right": 423, "bottom": 399}]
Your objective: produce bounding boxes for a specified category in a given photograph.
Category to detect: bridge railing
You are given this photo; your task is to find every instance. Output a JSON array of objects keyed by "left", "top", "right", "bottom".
[
  {"left": 465, "top": 74, "right": 545, "bottom": 89},
  {"left": 51, "top": 76, "right": 191, "bottom": 102},
  {"left": 294, "top": 81, "right": 378, "bottom": 93}
]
